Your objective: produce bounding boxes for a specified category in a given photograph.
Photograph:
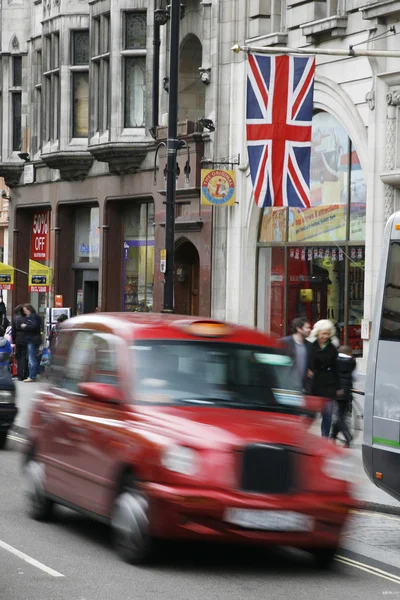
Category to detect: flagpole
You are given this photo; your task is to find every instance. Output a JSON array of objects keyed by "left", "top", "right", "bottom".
[{"left": 232, "top": 43, "right": 400, "bottom": 58}]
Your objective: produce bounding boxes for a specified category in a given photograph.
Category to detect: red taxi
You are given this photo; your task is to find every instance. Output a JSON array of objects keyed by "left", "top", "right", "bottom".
[{"left": 24, "top": 313, "right": 356, "bottom": 567}]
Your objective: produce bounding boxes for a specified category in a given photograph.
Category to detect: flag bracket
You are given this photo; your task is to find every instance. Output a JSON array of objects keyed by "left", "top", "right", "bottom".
[{"left": 200, "top": 154, "right": 240, "bottom": 169}]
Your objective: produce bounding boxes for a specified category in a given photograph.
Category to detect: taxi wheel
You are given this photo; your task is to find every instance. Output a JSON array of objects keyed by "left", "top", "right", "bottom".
[
  {"left": 24, "top": 457, "right": 54, "bottom": 521},
  {"left": 311, "top": 546, "right": 338, "bottom": 569},
  {"left": 111, "top": 483, "right": 155, "bottom": 565},
  {"left": 0, "top": 431, "right": 7, "bottom": 449}
]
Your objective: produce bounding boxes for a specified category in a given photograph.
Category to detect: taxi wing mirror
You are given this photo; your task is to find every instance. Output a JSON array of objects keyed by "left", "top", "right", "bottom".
[
  {"left": 78, "top": 382, "right": 123, "bottom": 405},
  {"left": 303, "top": 395, "right": 325, "bottom": 415}
]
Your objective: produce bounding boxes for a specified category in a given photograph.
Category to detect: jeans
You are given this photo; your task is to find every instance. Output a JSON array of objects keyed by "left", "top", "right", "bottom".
[
  {"left": 330, "top": 401, "right": 352, "bottom": 445},
  {"left": 15, "top": 344, "right": 28, "bottom": 381},
  {"left": 27, "top": 343, "right": 39, "bottom": 380},
  {"left": 321, "top": 401, "right": 333, "bottom": 437}
]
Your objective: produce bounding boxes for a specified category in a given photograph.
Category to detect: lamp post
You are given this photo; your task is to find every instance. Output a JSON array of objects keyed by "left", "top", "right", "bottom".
[{"left": 162, "top": 0, "right": 181, "bottom": 313}]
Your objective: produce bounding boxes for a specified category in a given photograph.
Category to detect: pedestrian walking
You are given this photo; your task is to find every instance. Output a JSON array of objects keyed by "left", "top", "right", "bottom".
[
  {"left": 0, "top": 295, "right": 10, "bottom": 329},
  {"left": 307, "top": 319, "right": 341, "bottom": 438},
  {"left": 280, "top": 317, "right": 312, "bottom": 391},
  {"left": 21, "top": 304, "right": 42, "bottom": 383},
  {"left": 330, "top": 344, "right": 357, "bottom": 448},
  {"left": 11, "top": 305, "right": 28, "bottom": 381}
]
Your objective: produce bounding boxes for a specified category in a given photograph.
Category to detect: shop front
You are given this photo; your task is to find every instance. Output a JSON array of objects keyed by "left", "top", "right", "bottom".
[{"left": 257, "top": 111, "right": 366, "bottom": 356}]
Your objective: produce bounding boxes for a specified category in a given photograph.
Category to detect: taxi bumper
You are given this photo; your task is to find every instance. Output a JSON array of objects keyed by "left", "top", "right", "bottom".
[{"left": 141, "top": 482, "right": 357, "bottom": 546}]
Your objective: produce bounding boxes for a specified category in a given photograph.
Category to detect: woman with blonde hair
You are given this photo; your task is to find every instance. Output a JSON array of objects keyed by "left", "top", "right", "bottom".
[{"left": 307, "top": 319, "right": 342, "bottom": 437}]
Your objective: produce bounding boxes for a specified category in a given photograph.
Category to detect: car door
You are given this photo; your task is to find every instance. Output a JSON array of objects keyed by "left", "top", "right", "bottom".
[
  {"left": 74, "top": 332, "right": 128, "bottom": 517},
  {"left": 44, "top": 329, "right": 95, "bottom": 505}
]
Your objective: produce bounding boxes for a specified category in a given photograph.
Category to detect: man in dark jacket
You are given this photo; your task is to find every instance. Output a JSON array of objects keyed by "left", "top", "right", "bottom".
[
  {"left": 21, "top": 304, "right": 42, "bottom": 382},
  {"left": 280, "top": 317, "right": 312, "bottom": 390},
  {"left": 11, "top": 305, "right": 28, "bottom": 381}
]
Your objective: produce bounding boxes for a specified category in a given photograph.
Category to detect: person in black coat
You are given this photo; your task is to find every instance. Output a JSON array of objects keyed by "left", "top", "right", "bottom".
[
  {"left": 21, "top": 304, "right": 42, "bottom": 382},
  {"left": 330, "top": 345, "right": 356, "bottom": 447},
  {"left": 307, "top": 319, "right": 342, "bottom": 438},
  {"left": 11, "top": 304, "right": 28, "bottom": 381}
]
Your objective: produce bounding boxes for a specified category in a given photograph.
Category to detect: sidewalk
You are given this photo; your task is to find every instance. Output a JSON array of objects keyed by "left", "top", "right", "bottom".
[{"left": 12, "top": 378, "right": 400, "bottom": 515}]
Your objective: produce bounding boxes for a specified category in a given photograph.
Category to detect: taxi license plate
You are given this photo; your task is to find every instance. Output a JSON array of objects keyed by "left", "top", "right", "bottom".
[{"left": 224, "top": 509, "right": 313, "bottom": 531}]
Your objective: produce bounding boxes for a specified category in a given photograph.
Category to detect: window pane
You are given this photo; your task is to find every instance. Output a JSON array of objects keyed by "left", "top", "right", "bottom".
[
  {"left": 73, "top": 31, "right": 89, "bottom": 65},
  {"left": 35, "top": 51, "right": 42, "bottom": 86},
  {"left": 74, "top": 207, "right": 100, "bottom": 264},
  {"left": 257, "top": 247, "right": 285, "bottom": 337},
  {"left": 380, "top": 242, "right": 400, "bottom": 341},
  {"left": 90, "top": 333, "right": 119, "bottom": 386},
  {"left": 350, "top": 144, "right": 366, "bottom": 241},
  {"left": 12, "top": 93, "right": 21, "bottom": 151},
  {"left": 123, "top": 203, "right": 154, "bottom": 312},
  {"left": 125, "top": 12, "right": 146, "bottom": 49},
  {"left": 73, "top": 72, "right": 89, "bottom": 137},
  {"left": 13, "top": 56, "right": 22, "bottom": 87},
  {"left": 102, "top": 14, "right": 110, "bottom": 54},
  {"left": 101, "top": 59, "right": 110, "bottom": 131},
  {"left": 124, "top": 57, "right": 146, "bottom": 128},
  {"left": 92, "top": 17, "right": 100, "bottom": 56},
  {"left": 259, "top": 208, "right": 287, "bottom": 242},
  {"left": 348, "top": 247, "right": 364, "bottom": 356},
  {"left": 52, "top": 73, "right": 59, "bottom": 140},
  {"left": 287, "top": 246, "right": 345, "bottom": 344},
  {"left": 289, "top": 112, "right": 349, "bottom": 243},
  {"left": 51, "top": 34, "right": 60, "bottom": 70}
]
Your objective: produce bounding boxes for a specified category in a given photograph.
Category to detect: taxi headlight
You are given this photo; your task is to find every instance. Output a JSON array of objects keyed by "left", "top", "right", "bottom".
[
  {"left": 322, "top": 455, "right": 359, "bottom": 483},
  {"left": 161, "top": 445, "right": 197, "bottom": 476}
]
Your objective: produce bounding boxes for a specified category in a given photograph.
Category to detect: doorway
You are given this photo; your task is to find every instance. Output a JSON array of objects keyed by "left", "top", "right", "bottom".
[
  {"left": 83, "top": 280, "right": 99, "bottom": 313},
  {"left": 174, "top": 239, "right": 200, "bottom": 315}
]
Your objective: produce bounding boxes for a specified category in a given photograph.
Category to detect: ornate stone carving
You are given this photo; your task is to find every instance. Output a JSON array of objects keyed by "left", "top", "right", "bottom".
[
  {"left": 365, "top": 88, "right": 375, "bottom": 110},
  {"left": 40, "top": 151, "right": 94, "bottom": 181},
  {"left": 199, "top": 67, "right": 211, "bottom": 85},
  {"left": 0, "top": 163, "right": 24, "bottom": 188},
  {"left": 88, "top": 141, "right": 154, "bottom": 175},
  {"left": 384, "top": 115, "right": 397, "bottom": 221},
  {"left": 11, "top": 35, "right": 19, "bottom": 52},
  {"left": 386, "top": 90, "right": 400, "bottom": 106}
]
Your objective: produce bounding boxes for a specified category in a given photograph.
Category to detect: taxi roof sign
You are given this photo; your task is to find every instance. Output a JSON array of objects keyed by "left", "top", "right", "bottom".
[{"left": 178, "top": 321, "right": 234, "bottom": 338}]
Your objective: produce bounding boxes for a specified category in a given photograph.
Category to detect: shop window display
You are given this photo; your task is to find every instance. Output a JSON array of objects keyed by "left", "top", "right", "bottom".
[{"left": 123, "top": 203, "right": 154, "bottom": 312}]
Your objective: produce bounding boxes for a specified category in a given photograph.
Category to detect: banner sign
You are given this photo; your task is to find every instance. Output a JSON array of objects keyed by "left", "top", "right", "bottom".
[
  {"left": 0, "top": 262, "right": 14, "bottom": 290},
  {"left": 31, "top": 211, "right": 50, "bottom": 260},
  {"left": 201, "top": 169, "right": 235, "bottom": 206},
  {"left": 28, "top": 260, "right": 51, "bottom": 292}
]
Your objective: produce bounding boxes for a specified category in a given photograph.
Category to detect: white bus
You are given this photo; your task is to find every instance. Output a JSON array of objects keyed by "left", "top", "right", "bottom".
[{"left": 363, "top": 211, "right": 400, "bottom": 500}]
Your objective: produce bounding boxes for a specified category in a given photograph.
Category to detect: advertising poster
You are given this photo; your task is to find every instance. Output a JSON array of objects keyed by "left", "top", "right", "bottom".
[
  {"left": 28, "top": 260, "right": 51, "bottom": 292},
  {"left": 201, "top": 169, "right": 235, "bottom": 206},
  {"left": 259, "top": 208, "right": 286, "bottom": 242},
  {"left": 0, "top": 263, "right": 14, "bottom": 290},
  {"left": 31, "top": 211, "right": 50, "bottom": 260}
]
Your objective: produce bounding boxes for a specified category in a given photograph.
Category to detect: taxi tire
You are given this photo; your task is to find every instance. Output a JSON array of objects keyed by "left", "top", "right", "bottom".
[
  {"left": 24, "top": 457, "right": 54, "bottom": 522},
  {"left": 111, "top": 481, "right": 157, "bottom": 565},
  {"left": 311, "top": 546, "right": 338, "bottom": 569},
  {"left": 0, "top": 431, "right": 7, "bottom": 449}
]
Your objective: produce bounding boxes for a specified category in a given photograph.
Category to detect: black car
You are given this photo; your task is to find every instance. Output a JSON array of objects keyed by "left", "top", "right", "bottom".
[{"left": 0, "top": 352, "right": 17, "bottom": 449}]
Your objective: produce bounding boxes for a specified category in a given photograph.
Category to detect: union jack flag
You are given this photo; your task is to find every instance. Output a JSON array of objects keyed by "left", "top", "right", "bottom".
[{"left": 246, "top": 53, "right": 315, "bottom": 208}]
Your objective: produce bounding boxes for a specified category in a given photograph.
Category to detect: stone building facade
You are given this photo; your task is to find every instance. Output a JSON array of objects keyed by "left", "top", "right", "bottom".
[
  {"left": 210, "top": 0, "right": 400, "bottom": 370},
  {"left": 1, "top": 0, "right": 217, "bottom": 321}
]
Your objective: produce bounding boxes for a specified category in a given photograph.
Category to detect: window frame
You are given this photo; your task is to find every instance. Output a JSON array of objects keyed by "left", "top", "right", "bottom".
[
  {"left": 70, "top": 29, "right": 90, "bottom": 139},
  {"left": 122, "top": 11, "right": 147, "bottom": 131},
  {"left": 91, "top": 13, "right": 110, "bottom": 135},
  {"left": 43, "top": 33, "right": 60, "bottom": 143}
]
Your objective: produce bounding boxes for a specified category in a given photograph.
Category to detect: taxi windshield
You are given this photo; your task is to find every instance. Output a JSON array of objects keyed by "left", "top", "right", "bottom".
[{"left": 131, "top": 341, "right": 304, "bottom": 413}]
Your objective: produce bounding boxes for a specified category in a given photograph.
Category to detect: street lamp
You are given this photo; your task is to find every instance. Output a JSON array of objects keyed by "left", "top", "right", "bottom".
[{"left": 154, "top": 0, "right": 185, "bottom": 313}]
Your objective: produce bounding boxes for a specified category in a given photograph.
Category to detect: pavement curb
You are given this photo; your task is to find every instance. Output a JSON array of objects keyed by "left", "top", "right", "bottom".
[{"left": 357, "top": 500, "right": 400, "bottom": 517}]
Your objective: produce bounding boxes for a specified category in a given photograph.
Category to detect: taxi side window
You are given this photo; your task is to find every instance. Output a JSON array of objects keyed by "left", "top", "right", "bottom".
[
  {"left": 63, "top": 331, "right": 94, "bottom": 393},
  {"left": 49, "top": 331, "right": 74, "bottom": 387},
  {"left": 89, "top": 333, "right": 120, "bottom": 387}
]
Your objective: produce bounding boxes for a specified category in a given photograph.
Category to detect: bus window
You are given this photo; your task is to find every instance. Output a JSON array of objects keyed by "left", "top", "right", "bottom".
[{"left": 380, "top": 241, "right": 400, "bottom": 341}]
